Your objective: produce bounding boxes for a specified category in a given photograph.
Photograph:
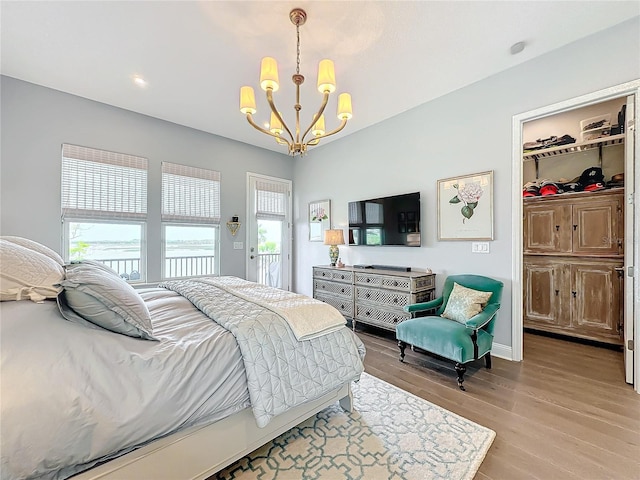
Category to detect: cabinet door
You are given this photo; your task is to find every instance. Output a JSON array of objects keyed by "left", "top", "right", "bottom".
[
  {"left": 570, "top": 263, "right": 623, "bottom": 344},
  {"left": 523, "top": 259, "right": 568, "bottom": 327},
  {"left": 523, "top": 203, "right": 572, "bottom": 254},
  {"left": 572, "top": 197, "right": 623, "bottom": 256}
]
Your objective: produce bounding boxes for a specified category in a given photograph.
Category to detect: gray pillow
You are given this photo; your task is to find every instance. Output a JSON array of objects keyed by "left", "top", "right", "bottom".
[{"left": 59, "top": 262, "right": 156, "bottom": 340}]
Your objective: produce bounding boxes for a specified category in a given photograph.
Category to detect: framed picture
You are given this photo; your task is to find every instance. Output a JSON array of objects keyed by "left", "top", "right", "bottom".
[
  {"left": 309, "top": 199, "right": 331, "bottom": 242},
  {"left": 437, "top": 170, "right": 494, "bottom": 241}
]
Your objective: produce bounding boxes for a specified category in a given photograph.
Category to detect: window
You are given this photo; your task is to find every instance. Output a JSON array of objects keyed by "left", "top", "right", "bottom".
[
  {"left": 61, "top": 144, "right": 148, "bottom": 280},
  {"left": 162, "top": 162, "right": 220, "bottom": 278}
]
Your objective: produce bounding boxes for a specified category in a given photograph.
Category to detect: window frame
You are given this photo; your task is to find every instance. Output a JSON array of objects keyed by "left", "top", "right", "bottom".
[
  {"left": 161, "top": 222, "right": 220, "bottom": 280},
  {"left": 62, "top": 218, "right": 147, "bottom": 282}
]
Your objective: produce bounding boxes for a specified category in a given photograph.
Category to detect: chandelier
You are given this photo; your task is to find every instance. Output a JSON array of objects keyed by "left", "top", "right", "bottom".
[{"left": 239, "top": 8, "right": 352, "bottom": 156}]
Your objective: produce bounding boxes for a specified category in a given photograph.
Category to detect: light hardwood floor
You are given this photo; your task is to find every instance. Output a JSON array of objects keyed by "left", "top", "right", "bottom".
[{"left": 357, "top": 326, "right": 640, "bottom": 480}]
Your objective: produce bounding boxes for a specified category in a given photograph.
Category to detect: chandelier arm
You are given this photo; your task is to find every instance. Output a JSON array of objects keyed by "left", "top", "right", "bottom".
[
  {"left": 245, "top": 114, "right": 293, "bottom": 149},
  {"left": 266, "top": 89, "right": 295, "bottom": 144},
  {"left": 309, "top": 117, "right": 349, "bottom": 142},
  {"left": 300, "top": 91, "right": 330, "bottom": 144}
]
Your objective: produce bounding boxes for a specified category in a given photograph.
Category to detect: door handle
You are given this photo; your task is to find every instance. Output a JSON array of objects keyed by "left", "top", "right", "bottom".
[{"left": 250, "top": 255, "right": 255, "bottom": 259}]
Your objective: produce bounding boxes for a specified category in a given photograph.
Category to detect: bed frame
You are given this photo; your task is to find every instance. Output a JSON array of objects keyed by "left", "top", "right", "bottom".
[{"left": 73, "top": 383, "right": 353, "bottom": 479}]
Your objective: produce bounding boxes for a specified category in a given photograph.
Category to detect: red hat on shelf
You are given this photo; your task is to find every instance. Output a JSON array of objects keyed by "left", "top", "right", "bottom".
[
  {"left": 522, "top": 181, "right": 540, "bottom": 197},
  {"left": 539, "top": 179, "right": 559, "bottom": 196}
]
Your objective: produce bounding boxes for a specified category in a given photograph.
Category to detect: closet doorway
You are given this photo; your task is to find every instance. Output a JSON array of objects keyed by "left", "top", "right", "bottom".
[{"left": 511, "top": 80, "right": 639, "bottom": 392}]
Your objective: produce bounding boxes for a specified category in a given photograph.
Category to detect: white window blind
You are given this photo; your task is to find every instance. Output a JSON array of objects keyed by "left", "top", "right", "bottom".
[
  {"left": 61, "top": 144, "right": 148, "bottom": 220},
  {"left": 162, "top": 162, "right": 221, "bottom": 224},
  {"left": 256, "top": 180, "right": 287, "bottom": 220}
]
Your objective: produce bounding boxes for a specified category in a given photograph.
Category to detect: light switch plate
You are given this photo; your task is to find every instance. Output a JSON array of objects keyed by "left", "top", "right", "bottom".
[
  {"left": 233, "top": 242, "right": 243, "bottom": 250},
  {"left": 472, "top": 242, "right": 490, "bottom": 253}
]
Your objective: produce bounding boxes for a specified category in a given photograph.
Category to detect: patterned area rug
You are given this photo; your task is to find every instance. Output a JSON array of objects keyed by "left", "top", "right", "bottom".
[{"left": 214, "top": 372, "right": 495, "bottom": 480}]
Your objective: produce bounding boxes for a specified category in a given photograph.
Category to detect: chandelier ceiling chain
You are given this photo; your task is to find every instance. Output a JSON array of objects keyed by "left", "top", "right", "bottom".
[{"left": 239, "top": 8, "right": 353, "bottom": 156}]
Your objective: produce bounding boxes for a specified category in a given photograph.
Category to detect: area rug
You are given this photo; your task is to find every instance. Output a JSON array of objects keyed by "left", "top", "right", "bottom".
[{"left": 214, "top": 372, "right": 495, "bottom": 480}]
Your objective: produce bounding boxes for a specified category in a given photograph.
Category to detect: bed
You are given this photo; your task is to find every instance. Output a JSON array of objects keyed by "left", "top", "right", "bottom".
[{"left": 0, "top": 237, "right": 365, "bottom": 480}]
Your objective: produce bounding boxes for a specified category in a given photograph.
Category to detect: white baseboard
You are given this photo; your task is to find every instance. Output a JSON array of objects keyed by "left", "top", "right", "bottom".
[{"left": 491, "top": 342, "right": 513, "bottom": 361}]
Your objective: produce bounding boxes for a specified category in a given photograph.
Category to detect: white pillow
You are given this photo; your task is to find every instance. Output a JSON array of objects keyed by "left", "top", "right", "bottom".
[
  {"left": 441, "top": 282, "right": 492, "bottom": 324},
  {"left": 1, "top": 236, "right": 64, "bottom": 266},
  {"left": 59, "top": 261, "right": 156, "bottom": 340},
  {"left": 0, "top": 240, "right": 64, "bottom": 302}
]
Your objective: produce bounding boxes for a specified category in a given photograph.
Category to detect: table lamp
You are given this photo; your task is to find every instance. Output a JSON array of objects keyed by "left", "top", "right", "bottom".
[{"left": 323, "top": 229, "right": 345, "bottom": 266}]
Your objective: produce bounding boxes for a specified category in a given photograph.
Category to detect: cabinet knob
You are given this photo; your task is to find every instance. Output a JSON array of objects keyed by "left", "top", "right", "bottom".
[
  {"left": 572, "top": 291, "right": 577, "bottom": 298},
  {"left": 555, "top": 290, "right": 559, "bottom": 296},
  {"left": 573, "top": 225, "right": 578, "bottom": 231},
  {"left": 555, "top": 225, "right": 560, "bottom": 231}
]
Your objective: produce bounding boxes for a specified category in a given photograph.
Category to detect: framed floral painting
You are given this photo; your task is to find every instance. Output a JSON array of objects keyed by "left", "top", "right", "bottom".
[
  {"left": 437, "top": 170, "right": 494, "bottom": 241},
  {"left": 309, "top": 199, "right": 331, "bottom": 242}
]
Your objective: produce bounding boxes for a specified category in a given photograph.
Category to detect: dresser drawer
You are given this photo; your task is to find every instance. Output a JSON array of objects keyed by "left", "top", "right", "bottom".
[
  {"left": 314, "top": 279, "right": 354, "bottom": 299},
  {"left": 315, "top": 293, "right": 354, "bottom": 318},
  {"left": 355, "top": 304, "right": 410, "bottom": 331},
  {"left": 313, "top": 268, "right": 354, "bottom": 283},
  {"left": 355, "top": 286, "right": 431, "bottom": 308}
]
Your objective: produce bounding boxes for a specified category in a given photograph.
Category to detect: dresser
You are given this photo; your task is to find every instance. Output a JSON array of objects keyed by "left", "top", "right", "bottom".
[{"left": 313, "top": 266, "right": 435, "bottom": 332}]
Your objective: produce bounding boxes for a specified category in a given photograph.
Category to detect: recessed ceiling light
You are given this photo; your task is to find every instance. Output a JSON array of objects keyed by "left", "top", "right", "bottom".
[
  {"left": 510, "top": 41, "right": 526, "bottom": 55},
  {"left": 132, "top": 75, "right": 148, "bottom": 88}
]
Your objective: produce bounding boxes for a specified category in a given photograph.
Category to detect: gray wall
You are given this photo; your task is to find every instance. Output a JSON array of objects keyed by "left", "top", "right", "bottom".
[
  {"left": 0, "top": 76, "right": 294, "bottom": 280},
  {"left": 292, "top": 17, "right": 640, "bottom": 350},
  {"left": 1, "top": 18, "right": 638, "bottom": 351}
]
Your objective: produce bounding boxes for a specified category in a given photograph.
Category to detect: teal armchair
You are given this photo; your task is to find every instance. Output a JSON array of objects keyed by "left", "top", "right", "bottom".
[{"left": 396, "top": 274, "right": 503, "bottom": 390}]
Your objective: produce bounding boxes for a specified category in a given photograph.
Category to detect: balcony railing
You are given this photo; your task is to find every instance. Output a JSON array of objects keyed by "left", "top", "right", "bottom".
[
  {"left": 97, "top": 258, "right": 141, "bottom": 280},
  {"left": 165, "top": 255, "right": 215, "bottom": 278},
  {"left": 257, "top": 252, "right": 281, "bottom": 287},
  {"left": 94, "top": 253, "right": 279, "bottom": 285}
]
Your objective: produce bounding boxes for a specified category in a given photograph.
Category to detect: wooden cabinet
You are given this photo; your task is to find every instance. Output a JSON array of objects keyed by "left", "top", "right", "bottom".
[
  {"left": 524, "top": 257, "right": 623, "bottom": 344},
  {"left": 523, "top": 190, "right": 623, "bottom": 256},
  {"left": 523, "top": 190, "right": 624, "bottom": 345},
  {"left": 313, "top": 266, "right": 435, "bottom": 332}
]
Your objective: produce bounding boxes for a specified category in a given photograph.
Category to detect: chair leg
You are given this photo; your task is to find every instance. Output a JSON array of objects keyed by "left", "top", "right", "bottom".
[
  {"left": 484, "top": 352, "right": 492, "bottom": 369},
  {"left": 398, "top": 340, "right": 406, "bottom": 362},
  {"left": 454, "top": 363, "right": 466, "bottom": 391}
]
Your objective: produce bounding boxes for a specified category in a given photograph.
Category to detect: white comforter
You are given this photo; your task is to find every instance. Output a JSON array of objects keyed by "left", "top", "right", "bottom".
[{"left": 1, "top": 289, "right": 250, "bottom": 480}]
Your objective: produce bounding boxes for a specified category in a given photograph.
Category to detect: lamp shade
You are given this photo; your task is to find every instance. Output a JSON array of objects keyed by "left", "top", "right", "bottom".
[
  {"left": 269, "top": 111, "right": 283, "bottom": 135},
  {"left": 317, "top": 59, "right": 336, "bottom": 93},
  {"left": 260, "top": 57, "right": 280, "bottom": 92},
  {"left": 240, "top": 86, "right": 257, "bottom": 115},
  {"left": 312, "top": 114, "right": 325, "bottom": 136},
  {"left": 337, "top": 93, "right": 353, "bottom": 120},
  {"left": 324, "top": 229, "right": 345, "bottom": 246}
]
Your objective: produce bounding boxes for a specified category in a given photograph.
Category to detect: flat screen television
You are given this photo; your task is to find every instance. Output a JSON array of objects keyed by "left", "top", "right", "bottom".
[{"left": 348, "top": 192, "right": 421, "bottom": 246}]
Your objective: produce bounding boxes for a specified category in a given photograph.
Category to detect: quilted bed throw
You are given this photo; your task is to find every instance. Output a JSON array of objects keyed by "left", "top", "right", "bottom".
[{"left": 160, "top": 277, "right": 365, "bottom": 427}]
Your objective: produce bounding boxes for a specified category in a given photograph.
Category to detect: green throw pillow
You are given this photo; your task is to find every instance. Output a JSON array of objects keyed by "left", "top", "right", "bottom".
[{"left": 441, "top": 282, "right": 492, "bottom": 324}]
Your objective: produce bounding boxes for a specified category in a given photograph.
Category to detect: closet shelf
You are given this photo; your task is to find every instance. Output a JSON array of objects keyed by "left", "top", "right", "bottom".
[{"left": 523, "top": 134, "right": 625, "bottom": 162}]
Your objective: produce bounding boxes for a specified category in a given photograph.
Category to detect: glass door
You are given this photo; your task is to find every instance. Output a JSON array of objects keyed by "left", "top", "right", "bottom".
[{"left": 246, "top": 173, "right": 292, "bottom": 290}]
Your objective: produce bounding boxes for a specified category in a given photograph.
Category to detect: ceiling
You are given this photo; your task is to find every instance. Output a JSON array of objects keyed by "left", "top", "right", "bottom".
[{"left": 2, "top": 1, "right": 638, "bottom": 156}]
